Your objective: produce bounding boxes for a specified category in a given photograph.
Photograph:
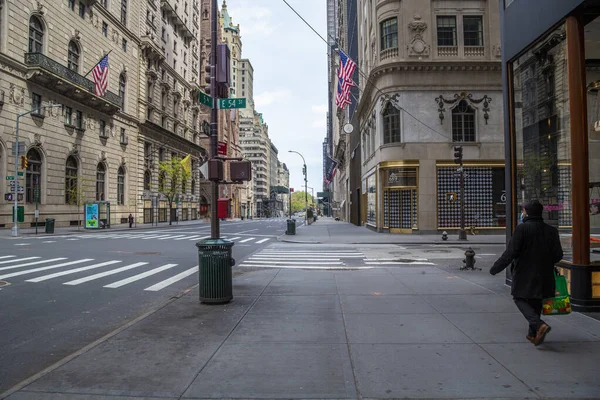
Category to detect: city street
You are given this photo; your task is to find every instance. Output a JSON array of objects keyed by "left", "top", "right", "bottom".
[{"left": 0, "top": 218, "right": 292, "bottom": 394}]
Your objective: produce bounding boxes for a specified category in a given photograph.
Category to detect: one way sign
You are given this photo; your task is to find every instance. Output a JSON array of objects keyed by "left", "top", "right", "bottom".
[{"left": 446, "top": 192, "right": 457, "bottom": 202}]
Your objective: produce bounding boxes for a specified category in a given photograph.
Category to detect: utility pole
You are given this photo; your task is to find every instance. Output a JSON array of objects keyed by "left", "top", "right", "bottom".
[
  {"left": 454, "top": 146, "right": 467, "bottom": 240},
  {"left": 209, "top": 0, "right": 219, "bottom": 239}
]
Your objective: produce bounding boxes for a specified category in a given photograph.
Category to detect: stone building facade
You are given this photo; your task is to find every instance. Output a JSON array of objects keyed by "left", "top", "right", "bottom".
[{"left": 347, "top": 0, "right": 505, "bottom": 233}]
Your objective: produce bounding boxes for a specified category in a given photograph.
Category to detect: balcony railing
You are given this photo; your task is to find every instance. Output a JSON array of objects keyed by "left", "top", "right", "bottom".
[
  {"left": 380, "top": 47, "right": 399, "bottom": 61},
  {"left": 464, "top": 46, "right": 485, "bottom": 57},
  {"left": 24, "top": 53, "right": 122, "bottom": 113},
  {"left": 437, "top": 46, "right": 458, "bottom": 57}
]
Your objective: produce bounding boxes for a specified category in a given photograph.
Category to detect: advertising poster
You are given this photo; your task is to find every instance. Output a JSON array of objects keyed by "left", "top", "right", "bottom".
[{"left": 85, "top": 203, "right": 99, "bottom": 229}]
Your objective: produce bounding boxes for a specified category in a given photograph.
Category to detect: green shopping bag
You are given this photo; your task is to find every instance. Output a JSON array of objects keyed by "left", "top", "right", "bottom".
[{"left": 542, "top": 272, "right": 572, "bottom": 315}]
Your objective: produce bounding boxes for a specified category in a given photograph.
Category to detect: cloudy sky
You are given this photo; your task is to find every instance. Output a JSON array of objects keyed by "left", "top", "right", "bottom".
[{"left": 227, "top": 0, "right": 328, "bottom": 198}]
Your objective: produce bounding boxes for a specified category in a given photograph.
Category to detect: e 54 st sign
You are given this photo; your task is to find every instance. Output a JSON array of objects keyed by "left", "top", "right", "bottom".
[{"left": 218, "top": 98, "right": 246, "bottom": 109}]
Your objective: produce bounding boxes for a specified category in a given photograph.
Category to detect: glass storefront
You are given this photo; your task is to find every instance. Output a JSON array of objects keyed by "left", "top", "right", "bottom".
[
  {"left": 366, "top": 173, "right": 376, "bottom": 226},
  {"left": 511, "top": 24, "right": 572, "bottom": 230},
  {"left": 382, "top": 167, "right": 418, "bottom": 232}
]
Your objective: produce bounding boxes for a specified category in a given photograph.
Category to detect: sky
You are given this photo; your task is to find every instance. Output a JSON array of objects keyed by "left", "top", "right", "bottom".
[{"left": 227, "top": 0, "right": 328, "bottom": 198}]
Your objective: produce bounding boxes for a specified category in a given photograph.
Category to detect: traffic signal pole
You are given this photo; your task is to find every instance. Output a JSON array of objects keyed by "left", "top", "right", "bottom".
[
  {"left": 209, "top": 0, "right": 219, "bottom": 239},
  {"left": 454, "top": 145, "right": 467, "bottom": 240}
]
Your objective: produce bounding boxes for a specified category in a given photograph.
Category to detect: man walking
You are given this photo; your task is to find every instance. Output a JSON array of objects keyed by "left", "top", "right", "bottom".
[{"left": 490, "top": 200, "right": 564, "bottom": 346}]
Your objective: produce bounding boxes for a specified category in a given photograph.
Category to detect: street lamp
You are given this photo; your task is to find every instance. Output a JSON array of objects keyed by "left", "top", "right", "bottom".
[
  {"left": 288, "top": 150, "right": 307, "bottom": 225},
  {"left": 12, "top": 104, "right": 62, "bottom": 237}
]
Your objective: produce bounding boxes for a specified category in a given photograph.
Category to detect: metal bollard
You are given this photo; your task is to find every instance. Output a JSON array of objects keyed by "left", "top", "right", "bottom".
[{"left": 460, "top": 247, "right": 481, "bottom": 271}]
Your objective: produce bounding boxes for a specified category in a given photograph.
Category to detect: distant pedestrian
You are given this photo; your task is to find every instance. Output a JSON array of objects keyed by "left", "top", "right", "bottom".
[
  {"left": 490, "top": 200, "right": 563, "bottom": 346},
  {"left": 128, "top": 213, "right": 134, "bottom": 228}
]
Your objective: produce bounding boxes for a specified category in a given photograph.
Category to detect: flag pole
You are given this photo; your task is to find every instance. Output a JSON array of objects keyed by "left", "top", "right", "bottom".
[{"left": 83, "top": 50, "right": 113, "bottom": 78}]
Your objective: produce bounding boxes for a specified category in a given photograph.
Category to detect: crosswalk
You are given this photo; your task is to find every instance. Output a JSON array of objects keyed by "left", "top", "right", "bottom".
[
  {"left": 12, "top": 233, "right": 273, "bottom": 245},
  {"left": 239, "top": 249, "right": 372, "bottom": 270},
  {"left": 0, "top": 255, "right": 197, "bottom": 292}
]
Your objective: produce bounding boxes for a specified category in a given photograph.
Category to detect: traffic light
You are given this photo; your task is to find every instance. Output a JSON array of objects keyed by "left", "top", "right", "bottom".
[
  {"left": 302, "top": 165, "right": 306, "bottom": 176},
  {"left": 453, "top": 146, "right": 463, "bottom": 165},
  {"left": 19, "top": 156, "right": 28, "bottom": 169},
  {"left": 204, "top": 63, "right": 212, "bottom": 94}
]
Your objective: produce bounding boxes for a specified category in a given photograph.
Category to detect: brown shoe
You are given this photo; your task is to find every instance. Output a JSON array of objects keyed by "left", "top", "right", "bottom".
[
  {"left": 526, "top": 335, "right": 535, "bottom": 344},
  {"left": 534, "top": 323, "right": 551, "bottom": 346}
]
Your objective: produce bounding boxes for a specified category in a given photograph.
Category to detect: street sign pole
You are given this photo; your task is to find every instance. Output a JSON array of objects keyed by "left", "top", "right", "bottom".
[
  {"left": 458, "top": 148, "right": 467, "bottom": 240},
  {"left": 12, "top": 115, "right": 20, "bottom": 237},
  {"left": 210, "top": 0, "right": 219, "bottom": 239}
]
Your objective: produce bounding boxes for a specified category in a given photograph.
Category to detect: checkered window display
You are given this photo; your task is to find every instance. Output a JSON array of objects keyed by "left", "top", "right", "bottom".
[
  {"left": 383, "top": 189, "right": 418, "bottom": 229},
  {"left": 437, "top": 167, "right": 496, "bottom": 228},
  {"left": 558, "top": 166, "right": 572, "bottom": 227},
  {"left": 383, "top": 191, "right": 389, "bottom": 227}
]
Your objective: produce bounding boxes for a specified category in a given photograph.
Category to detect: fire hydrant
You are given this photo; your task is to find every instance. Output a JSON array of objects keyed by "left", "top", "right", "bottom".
[
  {"left": 441, "top": 231, "right": 448, "bottom": 241},
  {"left": 461, "top": 247, "right": 480, "bottom": 270}
]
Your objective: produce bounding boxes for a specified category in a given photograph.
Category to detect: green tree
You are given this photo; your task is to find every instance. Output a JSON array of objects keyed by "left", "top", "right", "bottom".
[
  {"left": 158, "top": 156, "right": 190, "bottom": 225},
  {"left": 65, "top": 176, "right": 94, "bottom": 230},
  {"left": 290, "top": 191, "right": 314, "bottom": 213}
]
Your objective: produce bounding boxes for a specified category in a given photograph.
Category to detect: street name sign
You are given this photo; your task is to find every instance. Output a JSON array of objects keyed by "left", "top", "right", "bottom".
[
  {"left": 218, "top": 98, "right": 246, "bottom": 109},
  {"left": 6, "top": 176, "right": 14, "bottom": 180},
  {"left": 199, "top": 91, "right": 213, "bottom": 108}
]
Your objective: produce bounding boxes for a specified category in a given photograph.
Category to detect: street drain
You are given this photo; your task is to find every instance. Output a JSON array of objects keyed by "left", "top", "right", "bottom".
[{"left": 0, "top": 281, "right": 10, "bottom": 287}]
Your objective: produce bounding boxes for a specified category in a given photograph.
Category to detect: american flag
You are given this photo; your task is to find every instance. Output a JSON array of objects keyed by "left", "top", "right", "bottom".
[
  {"left": 92, "top": 55, "right": 109, "bottom": 97},
  {"left": 338, "top": 50, "right": 356, "bottom": 81},
  {"left": 335, "top": 50, "right": 357, "bottom": 109}
]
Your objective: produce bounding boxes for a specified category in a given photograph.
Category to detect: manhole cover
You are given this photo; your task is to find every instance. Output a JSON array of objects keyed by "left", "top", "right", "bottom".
[{"left": 0, "top": 281, "right": 10, "bottom": 287}]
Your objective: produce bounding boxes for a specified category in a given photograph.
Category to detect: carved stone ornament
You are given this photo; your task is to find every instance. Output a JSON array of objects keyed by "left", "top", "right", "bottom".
[
  {"left": 72, "top": 29, "right": 82, "bottom": 41},
  {"left": 85, "top": 114, "right": 95, "bottom": 130},
  {"left": 434, "top": 92, "right": 492, "bottom": 124},
  {"left": 100, "top": 151, "right": 107, "bottom": 162},
  {"left": 46, "top": 100, "right": 60, "bottom": 117},
  {"left": 33, "top": 133, "right": 42, "bottom": 146},
  {"left": 493, "top": 44, "right": 502, "bottom": 58},
  {"left": 36, "top": 1, "right": 46, "bottom": 15},
  {"left": 379, "top": 93, "right": 400, "bottom": 114},
  {"left": 9, "top": 84, "right": 25, "bottom": 106},
  {"left": 408, "top": 14, "right": 429, "bottom": 57},
  {"left": 0, "top": 90, "right": 4, "bottom": 106},
  {"left": 70, "top": 143, "right": 80, "bottom": 155},
  {"left": 121, "top": 156, "right": 126, "bottom": 166}
]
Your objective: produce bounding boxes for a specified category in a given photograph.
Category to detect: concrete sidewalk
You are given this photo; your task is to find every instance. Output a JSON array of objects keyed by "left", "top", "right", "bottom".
[
  {"left": 3, "top": 258, "right": 599, "bottom": 400},
  {"left": 281, "top": 217, "right": 508, "bottom": 245}
]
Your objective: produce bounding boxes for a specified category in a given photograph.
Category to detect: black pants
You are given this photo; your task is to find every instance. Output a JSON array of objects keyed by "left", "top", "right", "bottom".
[{"left": 513, "top": 297, "right": 544, "bottom": 336}]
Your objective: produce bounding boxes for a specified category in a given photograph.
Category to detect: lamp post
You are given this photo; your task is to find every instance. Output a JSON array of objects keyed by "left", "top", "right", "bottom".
[
  {"left": 307, "top": 186, "right": 315, "bottom": 206},
  {"left": 12, "top": 104, "right": 62, "bottom": 237},
  {"left": 288, "top": 150, "right": 307, "bottom": 225}
]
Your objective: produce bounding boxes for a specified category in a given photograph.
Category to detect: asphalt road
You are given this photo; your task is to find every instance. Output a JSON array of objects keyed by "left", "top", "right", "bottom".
[{"left": 0, "top": 218, "right": 293, "bottom": 394}]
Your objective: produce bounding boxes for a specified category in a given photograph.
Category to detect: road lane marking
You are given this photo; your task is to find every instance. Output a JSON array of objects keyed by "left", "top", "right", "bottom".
[
  {"left": 104, "top": 264, "right": 179, "bottom": 288},
  {"left": 142, "top": 234, "right": 173, "bottom": 240},
  {"left": 254, "top": 254, "right": 362, "bottom": 259},
  {"left": 0, "top": 258, "right": 66, "bottom": 272},
  {"left": 239, "top": 264, "right": 368, "bottom": 270},
  {"left": 189, "top": 235, "right": 210, "bottom": 241},
  {"left": 0, "top": 259, "right": 94, "bottom": 279},
  {"left": 144, "top": 267, "right": 197, "bottom": 291},
  {"left": 256, "top": 238, "right": 270, "bottom": 244},
  {"left": 26, "top": 261, "right": 123, "bottom": 282},
  {"left": 157, "top": 235, "right": 187, "bottom": 240},
  {"left": 42, "top": 241, "right": 56, "bottom": 243},
  {"left": 239, "top": 237, "right": 255, "bottom": 243},
  {"left": 243, "top": 260, "right": 343, "bottom": 265},
  {"left": 0, "top": 257, "right": 40, "bottom": 265},
  {"left": 63, "top": 262, "right": 149, "bottom": 285},
  {"left": 173, "top": 235, "right": 200, "bottom": 241},
  {"left": 364, "top": 261, "right": 436, "bottom": 265},
  {"left": 228, "top": 237, "right": 241, "bottom": 241},
  {"left": 15, "top": 243, "right": 30, "bottom": 246}
]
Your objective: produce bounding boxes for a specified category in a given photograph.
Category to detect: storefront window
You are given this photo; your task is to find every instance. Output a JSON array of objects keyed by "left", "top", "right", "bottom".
[
  {"left": 512, "top": 24, "right": 571, "bottom": 229},
  {"left": 383, "top": 167, "right": 418, "bottom": 231},
  {"left": 367, "top": 174, "right": 376, "bottom": 226}
]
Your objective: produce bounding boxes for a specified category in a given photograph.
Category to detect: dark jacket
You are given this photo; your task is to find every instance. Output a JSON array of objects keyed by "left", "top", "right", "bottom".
[{"left": 490, "top": 216, "right": 564, "bottom": 299}]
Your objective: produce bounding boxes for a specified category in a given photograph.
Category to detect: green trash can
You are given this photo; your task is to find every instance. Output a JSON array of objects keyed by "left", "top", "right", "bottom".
[
  {"left": 45, "top": 218, "right": 55, "bottom": 234},
  {"left": 286, "top": 219, "right": 296, "bottom": 235},
  {"left": 196, "top": 239, "right": 235, "bottom": 304}
]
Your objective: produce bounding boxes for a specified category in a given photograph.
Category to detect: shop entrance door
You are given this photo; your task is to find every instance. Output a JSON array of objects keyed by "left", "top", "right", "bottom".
[{"left": 385, "top": 189, "right": 413, "bottom": 233}]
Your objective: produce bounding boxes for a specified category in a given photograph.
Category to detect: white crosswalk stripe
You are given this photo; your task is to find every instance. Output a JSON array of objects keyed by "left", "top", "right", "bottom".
[
  {"left": 63, "top": 262, "right": 149, "bottom": 285},
  {"left": 157, "top": 235, "right": 187, "bottom": 240},
  {"left": 239, "top": 237, "right": 255, "bottom": 243},
  {"left": 104, "top": 264, "right": 178, "bottom": 288},
  {"left": 0, "top": 255, "right": 16, "bottom": 260},
  {"left": 256, "top": 238, "right": 270, "bottom": 244},
  {"left": 15, "top": 233, "right": 276, "bottom": 245},
  {"left": 25, "top": 261, "right": 123, "bottom": 282},
  {"left": 239, "top": 248, "right": 367, "bottom": 270},
  {"left": 0, "top": 259, "right": 93, "bottom": 280},
  {"left": 145, "top": 267, "right": 197, "bottom": 291},
  {"left": 0, "top": 258, "right": 67, "bottom": 272},
  {"left": 0, "top": 256, "right": 40, "bottom": 265}
]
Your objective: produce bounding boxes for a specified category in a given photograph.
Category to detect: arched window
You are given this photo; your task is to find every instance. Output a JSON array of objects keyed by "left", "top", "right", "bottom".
[
  {"left": 65, "top": 156, "right": 78, "bottom": 204},
  {"left": 383, "top": 102, "right": 401, "bottom": 144},
  {"left": 144, "top": 170, "right": 151, "bottom": 190},
  {"left": 67, "top": 40, "right": 80, "bottom": 73},
  {"left": 452, "top": 100, "right": 476, "bottom": 142},
  {"left": 158, "top": 171, "right": 166, "bottom": 192},
  {"left": 96, "top": 163, "right": 106, "bottom": 201},
  {"left": 26, "top": 148, "right": 42, "bottom": 204},
  {"left": 119, "top": 73, "right": 126, "bottom": 110},
  {"left": 28, "top": 15, "right": 44, "bottom": 53},
  {"left": 191, "top": 179, "right": 196, "bottom": 195},
  {"left": 117, "top": 166, "right": 125, "bottom": 205}
]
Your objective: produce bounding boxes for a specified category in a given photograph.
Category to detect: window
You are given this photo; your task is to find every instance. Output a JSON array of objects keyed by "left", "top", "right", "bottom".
[
  {"left": 75, "top": 110, "right": 83, "bottom": 129},
  {"left": 68, "top": 41, "right": 80, "bottom": 73},
  {"left": 119, "top": 73, "right": 126, "bottom": 110},
  {"left": 28, "top": 16, "right": 43, "bottom": 53},
  {"left": 119, "top": 128, "right": 126, "bottom": 143},
  {"left": 463, "top": 16, "right": 483, "bottom": 46},
  {"left": 102, "top": 22, "right": 108, "bottom": 37},
  {"left": 158, "top": 171, "right": 166, "bottom": 192},
  {"left": 78, "top": 1, "right": 85, "bottom": 17},
  {"left": 191, "top": 179, "right": 196, "bottom": 195},
  {"left": 380, "top": 18, "right": 398, "bottom": 51},
  {"left": 65, "top": 156, "right": 78, "bottom": 204},
  {"left": 100, "top": 120, "right": 106, "bottom": 136},
  {"left": 174, "top": 40, "right": 177, "bottom": 52},
  {"left": 437, "top": 16, "right": 457, "bottom": 46},
  {"left": 122, "top": 38, "right": 127, "bottom": 52},
  {"left": 117, "top": 166, "right": 125, "bottom": 205},
  {"left": 32, "top": 93, "right": 42, "bottom": 114},
  {"left": 242, "top": 77, "right": 245, "bottom": 82},
  {"left": 242, "top": 70, "right": 245, "bottom": 75},
  {"left": 96, "top": 163, "right": 106, "bottom": 201},
  {"left": 159, "top": 147, "right": 164, "bottom": 161},
  {"left": 452, "top": 100, "right": 476, "bottom": 142},
  {"left": 173, "top": 59, "right": 177, "bottom": 70},
  {"left": 101, "top": 0, "right": 108, "bottom": 7},
  {"left": 144, "top": 170, "right": 151, "bottom": 191},
  {"left": 26, "top": 148, "right": 42, "bottom": 204},
  {"left": 65, "top": 106, "right": 73, "bottom": 125},
  {"left": 120, "top": 0, "right": 127, "bottom": 25},
  {"left": 184, "top": 52, "right": 187, "bottom": 64},
  {"left": 161, "top": 27, "right": 166, "bottom": 41},
  {"left": 383, "top": 103, "right": 401, "bottom": 144},
  {"left": 68, "top": 0, "right": 75, "bottom": 10}
]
